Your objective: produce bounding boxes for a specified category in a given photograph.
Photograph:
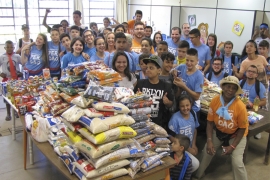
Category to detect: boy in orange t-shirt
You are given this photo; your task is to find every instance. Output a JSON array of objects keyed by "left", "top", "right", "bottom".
[
  {"left": 195, "top": 76, "right": 249, "bottom": 180},
  {"left": 127, "top": 10, "right": 143, "bottom": 35}
]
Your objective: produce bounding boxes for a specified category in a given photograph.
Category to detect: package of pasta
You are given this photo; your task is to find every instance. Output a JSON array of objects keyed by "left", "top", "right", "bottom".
[
  {"left": 73, "top": 159, "right": 130, "bottom": 179},
  {"left": 142, "top": 160, "right": 164, "bottom": 172},
  {"left": 98, "top": 77, "right": 122, "bottom": 85},
  {"left": 137, "top": 134, "right": 156, "bottom": 144},
  {"left": 71, "top": 95, "right": 93, "bottom": 108},
  {"left": 141, "top": 141, "right": 156, "bottom": 150},
  {"left": 88, "top": 114, "right": 135, "bottom": 134},
  {"left": 78, "top": 126, "right": 137, "bottom": 145},
  {"left": 91, "top": 168, "right": 128, "bottom": 180},
  {"left": 155, "top": 147, "right": 170, "bottom": 153},
  {"left": 59, "top": 92, "right": 79, "bottom": 103},
  {"left": 59, "top": 155, "right": 74, "bottom": 174},
  {"left": 73, "top": 65, "right": 85, "bottom": 76},
  {"left": 130, "top": 121, "right": 147, "bottom": 129},
  {"left": 121, "top": 92, "right": 150, "bottom": 103},
  {"left": 135, "top": 127, "right": 151, "bottom": 137},
  {"left": 62, "top": 128, "right": 83, "bottom": 144},
  {"left": 114, "top": 87, "right": 134, "bottom": 100},
  {"left": 61, "top": 105, "right": 85, "bottom": 122},
  {"left": 58, "top": 116, "right": 82, "bottom": 132},
  {"left": 154, "top": 138, "right": 171, "bottom": 145},
  {"left": 75, "top": 138, "right": 134, "bottom": 159},
  {"left": 130, "top": 156, "right": 146, "bottom": 172},
  {"left": 84, "top": 108, "right": 117, "bottom": 118},
  {"left": 84, "top": 85, "right": 115, "bottom": 102},
  {"left": 140, "top": 152, "right": 168, "bottom": 170},
  {"left": 64, "top": 145, "right": 82, "bottom": 161},
  {"left": 59, "top": 87, "right": 78, "bottom": 96},
  {"left": 70, "top": 80, "right": 87, "bottom": 88},
  {"left": 43, "top": 88, "right": 61, "bottom": 102},
  {"left": 131, "top": 114, "right": 149, "bottom": 122},
  {"left": 92, "top": 102, "right": 130, "bottom": 114},
  {"left": 126, "top": 100, "right": 153, "bottom": 109},
  {"left": 90, "top": 69, "right": 121, "bottom": 80},
  {"left": 129, "top": 107, "right": 152, "bottom": 115},
  {"left": 128, "top": 167, "right": 140, "bottom": 179},
  {"left": 147, "top": 122, "right": 168, "bottom": 137}
]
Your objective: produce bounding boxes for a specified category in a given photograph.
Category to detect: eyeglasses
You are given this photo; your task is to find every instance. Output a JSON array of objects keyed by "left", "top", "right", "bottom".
[
  {"left": 213, "top": 63, "right": 222, "bottom": 66},
  {"left": 247, "top": 70, "right": 257, "bottom": 74},
  {"left": 134, "top": 28, "right": 144, "bottom": 31}
]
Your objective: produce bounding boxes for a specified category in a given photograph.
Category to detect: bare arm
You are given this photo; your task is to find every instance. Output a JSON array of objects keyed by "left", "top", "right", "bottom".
[
  {"left": 203, "top": 60, "right": 210, "bottom": 74},
  {"left": 21, "top": 42, "right": 35, "bottom": 65},
  {"left": 222, "top": 128, "right": 246, "bottom": 155},
  {"left": 232, "top": 64, "right": 244, "bottom": 79},
  {"left": 206, "top": 121, "right": 216, "bottom": 155},
  {"left": 173, "top": 77, "right": 201, "bottom": 100},
  {"left": 259, "top": 98, "right": 267, "bottom": 106},
  {"left": 42, "top": 9, "right": 50, "bottom": 29},
  {"left": 188, "top": 129, "right": 198, "bottom": 155}
]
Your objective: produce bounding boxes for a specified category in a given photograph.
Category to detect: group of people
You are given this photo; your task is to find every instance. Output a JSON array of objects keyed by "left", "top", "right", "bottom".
[{"left": 1, "top": 8, "right": 270, "bottom": 180}]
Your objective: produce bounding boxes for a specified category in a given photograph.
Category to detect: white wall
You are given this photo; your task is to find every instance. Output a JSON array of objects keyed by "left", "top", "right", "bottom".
[
  {"left": 264, "top": 12, "right": 270, "bottom": 25},
  {"left": 265, "top": 0, "right": 270, "bottom": 11},
  {"left": 180, "top": 0, "right": 217, "bottom": 8},
  {"left": 217, "top": 0, "right": 265, "bottom": 11}
]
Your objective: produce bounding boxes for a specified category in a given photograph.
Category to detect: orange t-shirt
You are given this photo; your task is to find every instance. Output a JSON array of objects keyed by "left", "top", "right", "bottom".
[
  {"left": 131, "top": 39, "right": 155, "bottom": 54},
  {"left": 207, "top": 95, "right": 249, "bottom": 137},
  {"left": 127, "top": 20, "right": 135, "bottom": 35}
]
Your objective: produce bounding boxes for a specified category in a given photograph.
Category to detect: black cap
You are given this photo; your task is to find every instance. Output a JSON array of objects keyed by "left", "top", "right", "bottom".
[{"left": 21, "top": 24, "right": 29, "bottom": 30}]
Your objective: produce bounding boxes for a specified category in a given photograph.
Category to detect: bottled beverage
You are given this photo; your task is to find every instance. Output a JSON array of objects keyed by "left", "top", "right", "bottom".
[{"left": 253, "top": 96, "right": 260, "bottom": 112}]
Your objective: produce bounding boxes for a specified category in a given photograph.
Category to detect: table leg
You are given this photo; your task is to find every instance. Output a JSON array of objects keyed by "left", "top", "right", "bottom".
[
  {"left": 28, "top": 136, "right": 34, "bottom": 165},
  {"left": 12, "top": 108, "right": 15, "bottom": 140},
  {"left": 264, "top": 132, "right": 270, "bottom": 165},
  {"left": 243, "top": 136, "right": 250, "bottom": 164},
  {"left": 23, "top": 129, "right": 27, "bottom": 170}
]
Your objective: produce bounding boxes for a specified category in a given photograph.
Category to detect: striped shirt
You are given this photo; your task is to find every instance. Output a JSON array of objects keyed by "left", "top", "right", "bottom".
[{"left": 169, "top": 152, "right": 192, "bottom": 180}]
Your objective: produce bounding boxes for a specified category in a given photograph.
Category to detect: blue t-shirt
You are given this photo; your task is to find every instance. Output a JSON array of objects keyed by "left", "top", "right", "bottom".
[
  {"left": 266, "top": 58, "right": 270, "bottom": 75},
  {"left": 175, "top": 64, "right": 204, "bottom": 112},
  {"left": 166, "top": 38, "right": 179, "bottom": 57},
  {"left": 205, "top": 71, "right": 226, "bottom": 86},
  {"left": 240, "top": 80, "right": 266, "bottom": 103},
  {"left": 48, "top": 41, "right": 65, "bottom": 75},
  {"left": 90, "top": 52, "right": 109, "bottom": 62},
  {"left": 24, "top": 45, "right": 44, "bottom": 76},
  {"left": 61, "top": 52, "right": 86, "bottom": 69},
  {"left": 83, "top": 46, "right": 96, "bottom": 57},
  {"left": 168, "top": 111, "right": 200, "bottom": 146},
  {"left": 189, "top": 43, "right": 211, "bottom": 68},
  {"left": 223, "top": 55, "right": 239, "bottom": 75},
  {"left": 104, "top": 51, "right": 136, "bottom": 72},
  {"left": 180, "top": 36, "right": 191, "bottom": 44}
]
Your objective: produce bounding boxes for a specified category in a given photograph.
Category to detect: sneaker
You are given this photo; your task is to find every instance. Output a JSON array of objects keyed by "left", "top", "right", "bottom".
[
  {"left": 5, "top": 115, "right": 11, "bottom": 121},
  {"left": 254, "top": 133, "right": 262, "bottom": 139}
]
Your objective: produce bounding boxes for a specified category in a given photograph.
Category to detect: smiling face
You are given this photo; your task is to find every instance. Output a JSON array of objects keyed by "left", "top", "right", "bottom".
[
  {"left": 171, "top": 29, "right": 180, "bottom": 43},
  {"left": 221, "top": 83, "right": 238, "bottom": 100},
  {"left": 157, "top": 44, "right": 168, "bottom": 57},
  {"left": 106, "top": 33, "right": 115, "bottom": 46},
  {"left": 103, "top": 19, "right": 110, "bottom": 28},
  {"left": 5, "top": 43, "right": 14, "bottom": 54},
  {"left": 115, "top": 55, "right": 128, "bottom": 73},
  {"left": 146, "top": 62, "right": 161, "bottom": 79},
  {"left": 72, "top": 40, "right": 83, "bottom": 54},
  {"left": 212, "top": 59, "right": 223, "bottom": 73},
  {"left": 207, "top": 36, "right": 215, "bottom": 47},
  {"left": 95, "top": 38, "right": 105, "bottom": 53},
  {"left": 141, "top": 40, "right": 151, "bottom": 54},
  {"left": 135, "top": 14, "right": 142, "bottom": 22},
  {"left": 35, "top": 35, "right": 45, "bottom": 46},
  {"left": 61, "top": 37, "right": 71, "bottom": 49},
  {"left": 84, "top": 31, "right": 94, "bottom": 44},
  {"left": 162, "top": 59, "right": 173, "bottom": 73},
  {"left": 134, "top": 24, "right": 145, "bottom": 39},
  {"left": 154, "top": 34, "right": 162, "bottom": 44},
  {"left": 182, "top": 23, "right": 190, "bottom": 36},
  {"left": 185, "top": 54, "right": 198, "bottom": 71},
  {"left": 179, "top": 98, "right": 191, "bottom": 116}
]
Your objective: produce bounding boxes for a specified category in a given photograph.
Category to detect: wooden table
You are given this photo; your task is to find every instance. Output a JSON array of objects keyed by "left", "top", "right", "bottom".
[
  {"left": 200, "top": 108, "right": 270, "bottom": 165},
  {"left": 20, "top": 116, "right": 176, "bottom": 180}
]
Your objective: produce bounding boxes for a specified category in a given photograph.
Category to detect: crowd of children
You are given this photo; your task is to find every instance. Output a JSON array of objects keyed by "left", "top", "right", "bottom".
[{"left": 1, "top": 8, "right": 270, "bottom": 180}]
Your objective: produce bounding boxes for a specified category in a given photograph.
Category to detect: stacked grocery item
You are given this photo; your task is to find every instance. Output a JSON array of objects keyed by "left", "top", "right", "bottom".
[{"left": 200, "top": 80, "right": 221, "bottom": 111}]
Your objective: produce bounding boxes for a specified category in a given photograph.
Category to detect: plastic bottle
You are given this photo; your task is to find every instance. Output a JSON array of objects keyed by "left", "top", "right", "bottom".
[{"left": 253, "top": 96, "right": 260, "bottom": 112}]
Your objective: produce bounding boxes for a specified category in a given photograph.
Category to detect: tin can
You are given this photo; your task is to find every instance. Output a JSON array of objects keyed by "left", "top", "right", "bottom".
[
  {"left": 15, "top": 96, "right": 22, "bottom": 105},
  {"left": 43, "top": 68, "right": 51, "bottom": 80},
  {"left": 23, "top": 70, "right": 29, "bottom": 80}
]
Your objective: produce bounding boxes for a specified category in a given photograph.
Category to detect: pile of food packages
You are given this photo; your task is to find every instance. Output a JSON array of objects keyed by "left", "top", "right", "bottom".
[{"left": 11, "top": 61, "right": 172, "bottom": 180}]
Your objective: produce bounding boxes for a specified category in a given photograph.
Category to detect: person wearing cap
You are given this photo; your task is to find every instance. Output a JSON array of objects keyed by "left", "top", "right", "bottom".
[
  {"left": 195, "top": 76, "right": 248, "bottom": 180},
  {"left": 15, "top": 24, "right": 33, "bottom": 55},
  {"left": 134, "top": 55, "right": 173, "bottom": 130},
  {"left": 252, "top": 23, "right": 270, "bottom": 53}
]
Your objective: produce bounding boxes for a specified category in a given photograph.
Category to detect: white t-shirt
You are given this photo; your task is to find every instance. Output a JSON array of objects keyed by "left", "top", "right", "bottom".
[
  {"left": 15, "top": 39, "right": 32, "bottom": 52},
  {"left": 255, "top": 37, "right": 270, "bottom": 56},
  {"left": 118, "top": 74, "right": 137, "bottom": 90}
]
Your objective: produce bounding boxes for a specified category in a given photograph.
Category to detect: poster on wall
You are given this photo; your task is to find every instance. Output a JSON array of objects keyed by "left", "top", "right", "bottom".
[
  {"left": 198, "top": 23, "right": 209, "bottom": 44},
  {"left": 232, "top": 21, "right": 244, "bottom": 36},
  {"left": 188, "top": 15, "right": 196, "bottom": 26}
]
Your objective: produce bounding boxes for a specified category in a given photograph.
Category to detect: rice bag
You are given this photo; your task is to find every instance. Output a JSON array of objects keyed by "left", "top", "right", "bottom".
[
  {"left": 142, "top": 160, "right": 164, "bottom": 172},
  {"left": 59, "top": 155, "right": 74, "bottom": 174},
  {"left": 85, "top": 145, "right": 144, "bottom": 169},
  {"left": 156, "top": 144, "right": 170, "bottom": 148},
  {"left": 126, "top": 100, "right": 153, "bottom": 109},
  {"left": 87, "top": 114, "right": 135, "bottom": 134},
  {"left": 84, "top": 85, "right": 115, "bottom": 102},
  {"left": 84, "top": 108, "right": 116, "bottom": 118},
  {"left": 155, "top": 148, "right": 170, "bottom": 153},
  {"left": 130, "top": 157, "right": 146, "bottom": 172},
  {"left": 92, "top": 102, "right": 130, "bottom": 114},
  {"left": 114, "top": 87, "right": 134, "bottom": 100},
  {"left": 31, "top": 116, "right": 48, "bottom": 142},
  {"left": 154, "top": 138, "right": 171, "bottom": 145},
  {"left": 45, "top": 116, "right": 62, "bottom": 129},
  {"left": 59, "top": 116, "right": 82, "bottom": 132},
  {"left": 64, "top": 128, "right": 83, "bottom": 143},
  {"left": 91, "top": 168, "right": 128, "bottom": 180},
  {"left": 61, "top": 105, "right": 85, "bottom": 122},
  {"left": 137, "top": 134, "right": 156, "bottom": 144},
  {"left": 75, "top": 138, "right": 134, "bottom": 159},
  {"left": 135, "top": 127, "right": 151, "bottom": 137},
  {"left": 64, "top": 145, "right": 81, "bottom": 161},
  {"left": 141, "top": 141, "right": 156, "bottom": 150},
  {"left": 73, "top": 167, "right": 88, "bottom": 180},
  {"left": 145, "top": 150, "right": 158, "bottom": 157},
  {"left": 131, "top": 114, "right": 149, "bottom": 122},
  {"left": 147, "top": 122, "right": 168, "bottom": 137},
  {"left": 78, "top": 126, "right": 137, "bottom": 144},
  {"left": 71, "top": 96, "right": 93, "bottom": 108},
  {"left": 51, "top": 103, "right": 70, "bottom": 116},
  {"left": 73, "top": 159, "right": 130, "bottom": 179},
  {"left": 130, "top": 121, "right": 147, "bottom": 129},
  {"left": 128, "top": 167, "right": 140, "bottom": 179},
  {"left": 129, "top": 107, "right": 152, "bottom": 115}
]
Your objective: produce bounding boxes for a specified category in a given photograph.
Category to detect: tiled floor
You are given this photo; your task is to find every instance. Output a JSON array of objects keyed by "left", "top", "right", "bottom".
[{"left": 0, "top": 111, "right": 269, "bottom": 180}]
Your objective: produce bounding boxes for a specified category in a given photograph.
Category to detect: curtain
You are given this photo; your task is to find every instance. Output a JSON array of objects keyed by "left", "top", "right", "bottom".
[
  {"left": 74, "top": 0, "right": 84, "bottom": 24},
  {"left": 116, "top": 0, "right": 128, "bottom": 23}
]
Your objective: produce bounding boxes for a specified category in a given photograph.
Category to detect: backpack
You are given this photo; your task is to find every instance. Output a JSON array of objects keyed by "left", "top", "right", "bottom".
[
  {"left": 222, "top": 54, "right": 236, "bottom": 66},
  {"left": 207, "top": 71, "right": 228, "bottom": 81},
  {"left": 240, "top": 79, "right": 260, "bottom": 97},
  {"left": 19, "top": 38, "right": 33, "bottom": 48}
]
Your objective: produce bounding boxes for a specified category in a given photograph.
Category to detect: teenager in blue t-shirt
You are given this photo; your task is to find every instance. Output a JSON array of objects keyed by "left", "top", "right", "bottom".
[
  {"left": 223, "top": 41, "right": 240, "bottom": 75},
  {"left": 83, "top": 30, "right": 96, "bottom": 58},
  {"left": 61, "top": 37, "right": 86, "bottom": 69},
  {"left": 90, "top": 37, "right": 109, "bottom": 62},
  {"left": 166, "top": 27, "right": 181, "bottom": 57},
  {"left": 48, "top": 28, "right": 65, "bottom": 78},
  {"left": 21, "top": 33, "right": 49, "bottom": 76},
  {"left": 189, "top": 28, "right": 211, "bottom": 74},
  {"left": 104, "top": 32, "right": 135, "bottom": 72},
  {"left": 205, "top": 57, "right": 228, "bottom": 86},
  {"left": 173, "top": 48, "right": 204, "bottom": 115}
]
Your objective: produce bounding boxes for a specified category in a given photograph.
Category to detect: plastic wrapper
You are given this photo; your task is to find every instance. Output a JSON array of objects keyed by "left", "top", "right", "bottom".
[
  {"left": 92, "top": 102, "right": 130, "bottom": 114},
  {"left": 60, "top": 75, "right": 81, "bottom": 84},
  {"left": 59, "top": 92, "right": 79, "bottom": 103},
  {"left": 89, "top": 69, "right": 121, "bottom": 80},
  {"left": 51, "top": 103, "right": 70, "bottom": 116},
  {"left": 131, "top": 114, "right": 149, "bottom": 122},
  {"left": 155, "top": 147, "right": 170, "bottom": 153},
  {"left": 45, "top": 116, "right": 62, "bottom": 129},
  {"left": 147, "top": 122, "right": 168, "bottom": 137},
  {"left": 128, "top": 167, "right": 140, "bottom": 179},
  {"left": 129, "top": 107, "right": 152, "bottom": 115},
  {"left": 31, "top": 116, "right": 48, "bottom": 142},
  {"left": 121, "top": 92, "right": 150, "bottom": 103},
  {"left": 135, "top": 127, "right": 151, "bottom": 137},
  {"left": 71, "top": 95, "right": 93, "bottom": 108},
  {"left": 114, "top": 87, "right": 134, "bottom": 100},
  {"left": 58, "top": 116, "right": 82, "bottom": 132},
  {"left": 126, "top": 100, "right": 153, "bottom": 109},
  {"left": 156, "top": 144, "right": 170, "bottom": 148},
  {"left": 145, "top": 150, "right": 158, "bottom": 157},
  {"left": 78, "top": 126, "right": 137, "bottom": 145},
  {"left": 84, "top": 108, "right": 116, "bottom": 118},
  {"left": 154, "top": 138, "right": 171, "bottom": 145},
  {"left": 141, "top": 141, "right": 156, "bottom": 150},
  {"left": 25, "top": 113, "right": 33, "bottom": 132},
  {"left": 59, "top": 87, "right": 78, "bottom": 96},
  {"left": 81, "top": 114, "right": 135, "bottom": 134},
  {"left": 64, "top": 145, "right": 81, "bottom": 161},
  {"left": 73, "top": 167, "right": 88, "bottom": 180},
  {"left": 59, "top": 155, "right": 74, "bottom": 174},
  {"left": 61, "top": 105, "right": 85, "bottom": 122},
  {"left": 91, "top": 168, "right": 128, "bottom": 180},
  {"left": 142, "top": 160, "right": 164, "bottom": 172},
  {"left": 84, "top": 85, "right": 115, "bottom": 102},
  {"left": 141, "top": 152, "right": 168, "bottom": 169},
  {"left": 130, "top": 121, "right": 147, "bottom": 129},
  {"left": 70, "top": 81, "right": 86, "bottom": 88},
  {"left": 130, "top": 157, "right": 146, "bottom": 172},
  {"left": 73, "top": 65, "right": 85, "bottom": 76},
  {"left": 137, "top": 134, "right": 156, "bottom": 144}
]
